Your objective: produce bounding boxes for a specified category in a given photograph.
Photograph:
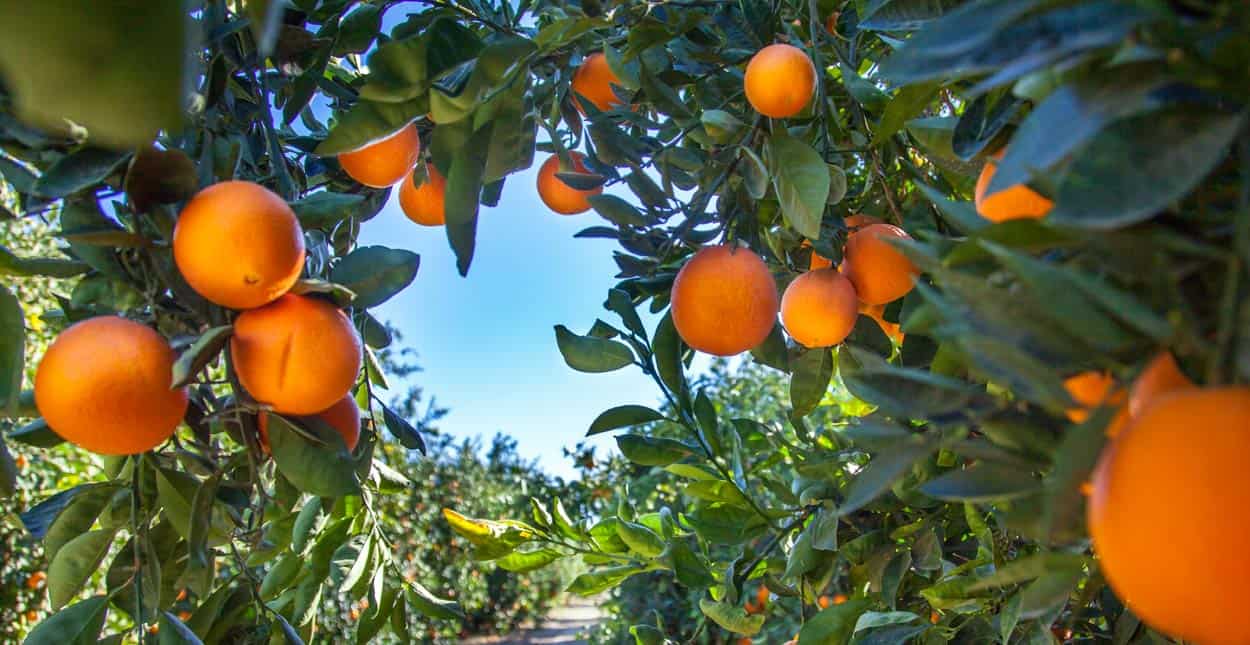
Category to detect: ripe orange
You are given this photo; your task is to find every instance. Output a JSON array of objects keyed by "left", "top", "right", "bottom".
[
  {"left": 174, "top": 181, "right": 305, "bottom": 310},
  {"left": 817, "top": 595, "right": 831, "bottom": 608},
  {"left": 26, "top": 571, "right": 46, "bottom": 590},
  {"left": 832, "top": 593, "right": 848, "bottom": 605},
  {"left": 743, "top": 600, "right": 759, "bottom": 615},
  {"left": 930, "top": 611, "right": 940, "bottom": 624},
  {"left": 258, "top": 393, "right": 361, "bottom": 453},
  {"left": 230, "top": 294, "right": 362, "bottom": 415},
  {"left": 781, "top": 269, "right": 858, "bottom": 348},
  {"left": 571, "top": 52, "right": 626, "bottom": 112},
  {"left": 1128, "top": 352, "right": 1194, "bottom": 418},
  {"left": 14, "top": 454, "right": 26, "bottom": 469},
  {"left": 537, "top": 152, "right": 602, "bottom": 215},
  {"left": 1063, "top": 371, "right": 1122, "bottom": 423},
  {"left": 671, "top": 246, "right": 779, "bottom": 356},
  {"left": 35, "top": 316, "right": 188, "bottom": 455},
  {"left": 842, "top": 223, "right": 916, "bottom": 305},
  {"left": 1087, "top": 387, "right": 1250, "bottom": 644},
  {"left": 974, "top": 150, "right": 1054, "bottom": 222},
  {"left": 337, "top": 122, "right": 421, "bottom": 188},
  {"left": 825, "top": 13, "right": 840, "bottom": 34},
  {"left": 24, "top": 610, "right": 38, "bottom": 623},
  {"left": 756, "top": 585, "right": 770, "bottom": 606},
  {"left": 398, "top": 163, "right": 446, "bottom": 226},
  {"left": 744, "top": 44, "right": 815, "bottom": 118}
]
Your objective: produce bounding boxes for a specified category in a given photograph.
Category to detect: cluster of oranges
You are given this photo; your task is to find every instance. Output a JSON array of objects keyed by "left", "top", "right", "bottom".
[
  {"left": 1059, "top": 354, "right": 1250, "bottom": 643},
  {"left": 670, "top": 216, "right": 915, "bottom": 357},
  {"left": 35, "top": 178, "right": 363, "bottom": 457}
]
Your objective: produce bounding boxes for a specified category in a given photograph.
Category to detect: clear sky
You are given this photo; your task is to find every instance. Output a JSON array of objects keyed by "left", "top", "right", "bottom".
[{"left": 356, "top": 173, "right": 666, "bottom": 480}]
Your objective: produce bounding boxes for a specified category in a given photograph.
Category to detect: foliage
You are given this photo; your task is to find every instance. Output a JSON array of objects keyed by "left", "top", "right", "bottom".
[{"left": 2, "top": 0, "right": 1250, "bottom": 643}]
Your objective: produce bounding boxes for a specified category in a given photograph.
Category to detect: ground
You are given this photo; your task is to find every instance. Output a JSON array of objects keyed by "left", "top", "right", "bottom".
[{"left": 464, "top": 596, "right": 604, "bottom": 645}]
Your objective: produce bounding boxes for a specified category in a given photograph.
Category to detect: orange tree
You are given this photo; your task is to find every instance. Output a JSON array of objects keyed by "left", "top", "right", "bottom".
[{"left": 2, "top": 1, "right": 1250, "bottom": 645}]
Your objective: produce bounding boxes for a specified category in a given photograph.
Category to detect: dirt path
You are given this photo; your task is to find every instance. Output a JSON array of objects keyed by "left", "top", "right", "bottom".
[{"left": 462, "top": 596, "right": 604, "bottom": 644}]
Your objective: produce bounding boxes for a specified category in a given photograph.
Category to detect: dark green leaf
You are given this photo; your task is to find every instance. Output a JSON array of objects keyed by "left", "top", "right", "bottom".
[
  {"left": 840, "top": 437, "right": 940, "bottom": 516},
  {"left": 290, "top": 192, "right": 366, "bottom": 229},
  {"left": 33, "top": 148, "right": 129, "bottom": 198},
  {"left": 49, "top": 529, "right": 115, "bottom": 609},
  {"left": 791, "top": 348, "right": 833, "bottom": 418},
  {"left": 0, "top": 285, "right": 23, "bottom": 417},
  {"left": 444, "top": 123, "right": 492, "bottom": 276},
  {"left": 0, "top": 245, "right": 89, "bottom": 278},
  {"left": 330, "top": 246, "right": 420, "bottom": 309},
  {"left": 588, "top": 405, "right": 665, "bottom": 436},
  {"left": 170, "top": 326, "right": 232, "bottom": 389},
  {"left": 566, "top": 565, "right": 645, "bottom": 596},
  {"left": 159, "top": 610, "right": 204, "bottom": 645},
  {"left": 554, "top": 325, "right": 635, "bottom": 373},
  {"left": 767, "top": 133, "right": 829, "bottom": 238},
  {"left": 268, "top": 414, "right": 361, "bottom": 498},
  {"left": 920, "top": 462, "right": 1041, "bottom": 502},
  {"left": 798, "top": 599, "right": 872, "bottom": 645},
  {"left": 22, "top": 595, "right": 108, "bottom": 645},
  {"left": 382, "top": 403, "right": 426, "bottom": 453},
  {"left": 406, "top": 581, "right": 463, "bottom": 619},
  {"left": 616, "top": 435, "right": 694, "bottom": 466},
  {"left": 699, "top": 598, "right": 765, "bottom": 636}
]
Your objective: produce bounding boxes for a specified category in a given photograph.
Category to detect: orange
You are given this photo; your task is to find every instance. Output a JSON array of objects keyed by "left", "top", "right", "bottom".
[
  {"left": 817, "top": 595, "right": 831, "bottom": 608},
  {"left": 825, "top": 13, "right": 839, "bottom": 34},
  {"left": 24, "top": 610, "right": 38, "bottom": 623},
  {"left": 860, "top": 302, "right": 904, "bottom": 343},
  {"left": 807, "top": 243, "right": 833, "bottom": 271},
  {"left": 744, "top": 44, "right": 815, "bottom": 118},
  {"left": 1128, "top": 352, "right": 1194, "bottom": 418},
  {"left": 756, "top": 585, "right": 769, "bottom": 606},
  {"left": 781, "top": 269, "right": 858, "bottom": 348},
  {"left": 671, "top": 246, "right": 779, "bottom": 356},
  {"left": 743, "top": 600, "right": 759, "bottom": 615},
  {"left": 842, "top": 223, "right": 917, "bottom": 305},
  {"left": 259, "top": 393, "right": 361, "bottom": 453},
  {"left": 1087, "top": 387, "right": 1250, "bottom": 644},
  {"left": 832, "top": 593, "right": 848, "bottom": 605},
  {"left": 974, "top": 150, "right": 1053, "bottom": 222},
  {"left": 570, "top": 52, "right": 626, "bottom": 112},
  {"left": 337, "top": 122, "right": 421, "bottom": 188},
  {"left": 930, "top": 612, "right": 940, "bottom": 624},
  {"left": 35, "top": 316, "right": 188, "bottom": 455},
  {"left": 398, "top": 163, "right": 446, "bottom": 226},
  {"left": 230, "top": 294, "right": 362, "bottom": 415},
  {"left": 174, "top": 181, "right": 305, "bottom": 310},
  {"left": 26, "top": 571, "right": 45, "bottom": 590},
  {"left": 537, "top": 152, "right": 602, "bottom": 215},
  {"left": 1063, "top": 371, "right": 1122, "bottom": 423}
]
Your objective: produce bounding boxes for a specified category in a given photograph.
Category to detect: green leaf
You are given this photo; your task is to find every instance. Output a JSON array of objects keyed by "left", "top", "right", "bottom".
[
  {"left": 739, "top": 147, "right": 769, "bottom": 201},
  {"left": 767, "top": 133, "right": 829, "bottom": 239},
  {"left": 588, "top": 194, "right": 645, "bottom": 227},
  {"left": 33, "top": 148, "right": 130, "bottom": 198},
  {"left": 605, "top": 288, "right": 647, "bottom": 338},
  {"left": 840, "top": 437, "right": 940, "bottom": 516},
  {"left": 616, "top": 435, "right": 695, "bottom": 467},
  {"left": 170, "top": 325, "right": 232, "bottom": 389},
  {"left": 267, "top": 414, "right": 361, "bottom": 498},
  {"left": 0, "top": 285, "right": 23, "bottom": 417},
  {"left": 1049, "top": 107, "right": 1244, "bottom": 229},
  {"left": 671, "top": 539, "right": 715, "bottom": 588},
  {"left": 967, "top": 553, "right": 1087, "bottom": 592},
  {"left": 653, "top": 311, "right": 686, "bottom": 396},
  {"left": 159, "top": 610, "right": 205, "bottom": 645},
  {"left": 48, "top": 529, "right": 115, "bottom": 609},
  {"left": 260, "top": 554, "right": 301, "bottom": 601},
  {"left": 406, "top": 581, "right": 463, "bottom": 619},
  {"left": 290, "top": 192, "right": 366, "bottom": 229},
  {"left": 0, "top": 245, "right": 89, "bottom": 278},
  {"left": 588, "top": 405, "right": 665, "bottom": 436},
  {"left": 791, "top": 348, "right": 833, "bottom": 418},
  {"left": 839, "top": 345, "right": 990, "bottom": 419},
  {"left": 382, "top": 403, "right": 426, "bottom": 453},
  {"left": 495, "top": 547, "right": 562, "bottom": 573},
  {"left": 335, "top": 3, "right": 382, "bottom": 54},
  {"left": 616, "top": 520, "right": 665, "bottom": 557},
  {"left": 555, "top": 325, "right": 635, "bottom": 373},
  {"left": 444, "top": 123, "right": 492, "bottom": 276},
  {"left": 22, "top": 595, "right": 108, "bottom": 645},
  {"left": 875, "top": 82, "right": 939, "bottom": 144},
  {"left": 44, "top": 484, "right": 116, "bottom": 562},
  {"left": 317, "top": 102, "right": 423, "bottom": 156},
  {"left": 799, "top": 599, "right": 873, "bottom": 645},
  {"left": 699, "top": 598, "right": 765, "bottom": 636},
  {"left": 8, "top": 418, "right": 64, "bottom": 447},
  {"left": 0, "top": 438, "right": 15, "bottom": 498},
  {"left": 567, "top": 565, "right": 646, "bottom": 596},
  {"left": 0, "top": 4, "right": 188, "bottom": 147},
  {"left": 330, "top": 246, "right": 421, "bottom": 309},
  {"left": 687, "top": 504, "right": 767, "bottom": 545},
  {"left": 919, "top": 462, "right": 1041, "bottom": 502}
]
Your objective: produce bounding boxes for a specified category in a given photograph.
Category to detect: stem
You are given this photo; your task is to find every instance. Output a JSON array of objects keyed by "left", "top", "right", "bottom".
[
  {"left": 732, "top": 506, "right": 814, "bottom": 589},
  {"left": 131, "top": 455, "right": 145, "bottom": 643}
]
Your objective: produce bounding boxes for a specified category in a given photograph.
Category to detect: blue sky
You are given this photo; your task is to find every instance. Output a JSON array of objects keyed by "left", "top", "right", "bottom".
[{"left": 357, "top": 173, "right": 667, "bottom": 479}]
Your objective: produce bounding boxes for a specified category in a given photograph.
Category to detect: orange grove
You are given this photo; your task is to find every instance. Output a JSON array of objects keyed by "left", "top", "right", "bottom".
[
  {"left": 1063, "top": 371, "right": 1122, "bottom": 423},
  {"left": 1087, "top": 387, "right": 1250, "bottom": 644},
  {"left": 781, "top": 268, "right": 858, "bottom": 348},
  {"left": 337, "top": 122, "right": 421, "bottom": 188},
  {"left": 35, "top": 316, "right": 188, "bottom": 455},
  {"left": 231, "top": 294, "right": 363, "bottom": 415},
  {"left": 744, "top": 44, "right": 815, "bottom": 118},
  {"left": 571, "top": 52, "right": 626, "bottom": 112},
  {"left": 974, "top": 149, "right": 1054, "bottom": 222},
  {"left": 671, "top": 246, "right": 779, "bottom": 356},
  {"left": 842, "top": 223, "right": 917, "bottom": 305},
  {"left": 399, "top": 163, "right": 447, "bottom": 226},
  {"left": 537, "top": 152, "right": 602, "bottom": 215},
  {"left": 173, "top": 180, "right": 305, "bottom": 310},
  {"left": 259, "top": 393, "right": 361, "bottom": 453}
]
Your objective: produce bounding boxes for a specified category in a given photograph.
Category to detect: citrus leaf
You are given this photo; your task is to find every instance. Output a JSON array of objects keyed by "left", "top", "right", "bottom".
[
  {"left": 767, "top": 133, "right": 829, "bottom": 238},
  {"left": 587, "top": 405, "right": 666, "bottom": 436},
  {"left": 22, "top": 595, "right": 108, "bottom": 645},
  {"left": 48, "top": 529, "right": 115, "bottom": 609},
  {"left": 554, "top": 325, "right": 635, "bottom": 373},
  {"left": 0, "top": 285, "right": 23, "bottom": 417},
  {"left": 799, "top": 599, "right": 872, "bottom": 645},
  {"left": 330, "top": 246, "right": 420, "bottom": 309},
  {"left": 268, "top": 414, "right": 361, "bottom": 498},
  {"left": 699, "top": 598, "right": 765, "bottom": 636},
  {"left": 170, "top": 325, "right": 232, "bottom": 389},
  {"left": 616, "top": 435, "right": 695, "bottom": 466}
]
